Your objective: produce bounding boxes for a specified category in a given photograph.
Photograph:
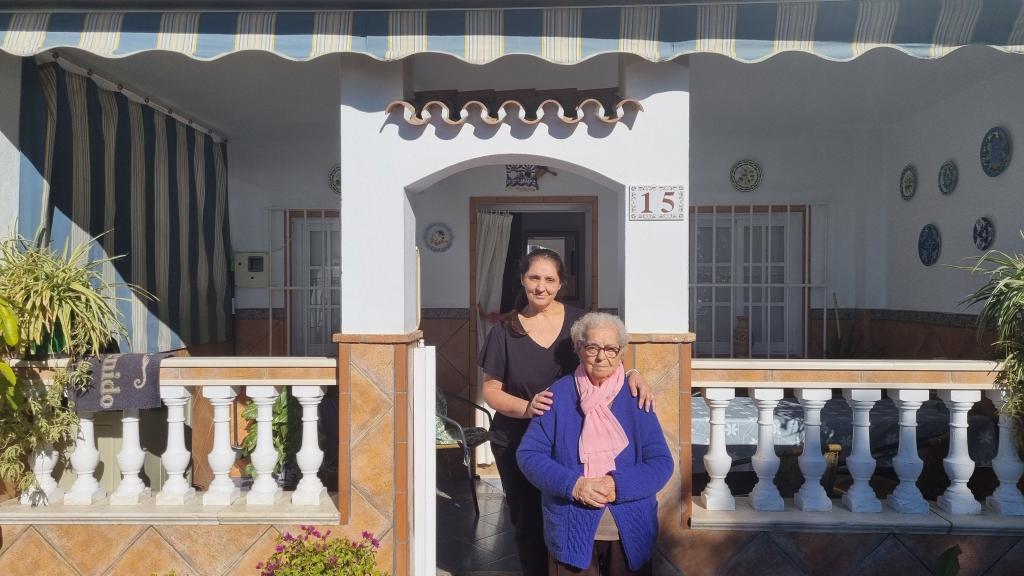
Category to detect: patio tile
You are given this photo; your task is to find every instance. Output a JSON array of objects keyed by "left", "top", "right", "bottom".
[
  {"left": 472, "top": 530, "right": 519, "bottom": 559},
  {"left": 0, "top": 524, "right": 28, "bottom": 557},
  {"left": 104, "top": 527, "right": 196, "bottom": 576},
  {"left": 156, "top": 524, "right": 267, "bottom": 576},
  {"left": 984, "top": 537, "right": 1024, "bottom": 576},
  {"left": 224, "top": 527, "right": 280, "bottom": 576},
  {"left": 768, "top": 531, "right": 885, "bottom": 576},
  {"left": 722, "top": 532, "right": 804, "bottom": 576},
  {"left": 896, "top": 533, "right": 1019, "bottom": 576},
  {"left": 36, "top": 524, "right": 144, "bottom": 575},
  {"left": 0, "top": 527, "right": 76, "bottom": 576},
  {"left": 851, "top": 534, "right": 930, "bottom": 576},
  {"left": 437, "top": 540, "right": 501, "bottom": 573}
]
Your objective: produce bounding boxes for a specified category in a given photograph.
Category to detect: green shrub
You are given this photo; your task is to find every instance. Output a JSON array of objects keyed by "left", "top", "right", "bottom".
[{"left": 257, "top": 525, "right": 388, "bottom": 576}]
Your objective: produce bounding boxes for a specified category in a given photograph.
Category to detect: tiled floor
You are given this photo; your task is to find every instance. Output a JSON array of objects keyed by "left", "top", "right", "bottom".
[{"left": 437, "top": 477, "right": 519, "bottom": 576}]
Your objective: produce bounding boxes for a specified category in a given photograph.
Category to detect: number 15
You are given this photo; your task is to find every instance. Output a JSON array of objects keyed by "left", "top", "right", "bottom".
[{"left": 641, "top": 191, "right": 676, "bottom": 214}]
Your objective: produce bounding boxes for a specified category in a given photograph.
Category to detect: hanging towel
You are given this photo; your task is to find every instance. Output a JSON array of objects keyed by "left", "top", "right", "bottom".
[{"left": 75, "top": 353, "right": 170, "bottom": 411}]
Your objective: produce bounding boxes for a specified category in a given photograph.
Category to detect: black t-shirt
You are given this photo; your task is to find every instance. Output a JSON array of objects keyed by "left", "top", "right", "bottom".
[{"left": 478, "top": 305, "right": 586, "bottom": 448}]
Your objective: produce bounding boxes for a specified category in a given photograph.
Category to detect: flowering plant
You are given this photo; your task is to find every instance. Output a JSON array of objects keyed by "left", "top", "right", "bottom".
[{"left": 257, "top": 525, "right": 388, "bottom": 576}]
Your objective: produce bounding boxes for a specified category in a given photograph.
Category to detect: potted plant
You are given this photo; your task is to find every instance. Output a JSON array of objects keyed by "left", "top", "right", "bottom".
[
  {"left": 257, "top": 525, "right": 388, "bottom": 576},
  {"left": 961, "top": 233, "right": 1024, "bottom": 422},
  {"left": 0, "top": 235, "right": 137, "bottom": 499}
]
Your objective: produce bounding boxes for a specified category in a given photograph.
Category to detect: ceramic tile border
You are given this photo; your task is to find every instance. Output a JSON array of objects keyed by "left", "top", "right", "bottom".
[
  {"left": 629, "top": 333, "right": 697, "bottom": 344},
  {"left": 332, "top": 331, "right": 423, "bottom": 344},
  {"left": 421, "top": 308, "right": 470, "bottom": 319}
]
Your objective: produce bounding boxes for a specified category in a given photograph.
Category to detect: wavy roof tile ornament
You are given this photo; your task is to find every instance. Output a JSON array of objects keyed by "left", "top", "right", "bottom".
[{"left": 386, "top": 88, "right": 643, "bottom": 126}]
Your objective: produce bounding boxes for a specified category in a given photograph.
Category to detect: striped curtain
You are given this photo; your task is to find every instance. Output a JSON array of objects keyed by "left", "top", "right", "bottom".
[{"left": 18, "top": 61, "right": 232, "bottom": 353}]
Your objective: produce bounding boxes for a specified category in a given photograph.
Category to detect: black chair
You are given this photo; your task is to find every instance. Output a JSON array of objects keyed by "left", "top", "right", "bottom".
[{"left": 436, "top": 389, "right": 492, "bottom": 516}]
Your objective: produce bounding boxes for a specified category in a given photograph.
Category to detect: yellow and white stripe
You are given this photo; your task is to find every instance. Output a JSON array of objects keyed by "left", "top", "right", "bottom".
[
  {"left": 212, "top": 144, "right": 228, "bottom": 343},
  {"left": 175, "top": 121, "right": 192, "bottom": 343},
  {"left": 541, "top": 8, "right": 582, "bottom": 64},
  {"left": 931, "top": 0, "right": 983, "bottom": 58},
  {"left": 386, "top": 10, "right": 427, "bottom": 60},
  {"left": 696, "top": 4, "right": 737, "bottom": 57},
  {"left": 311, "top": 11, "right": 353, "bottom": 58},
  {"left": 236, "top": 12, "right": 276, "bottom": 52},
  {"left": 79, "top": 12, "right": 123, "bottom": 57},
  {"left": 2, "top": 13, "right": 49, "bottom": 56},
  {"left": 620, "top": 6, "right": 659, "bottom": 61},
  {"left": 98, "top": 89, "right": 119, "bottom": 302},
  {"left": 153, "top": 110, "right": 172, "bottom": 351},
  {"left": 128, "top": 101, "right": 149, "bottom": 353},
  {"left": 65, "top": 71, "right": 91, "bottom": 252},
  {"left": 193, "top": 129, "right": 210, "bottom": 345},
  {"left": 775, "top": 2, "right": 818, "bottom": 53},
  {"left": 158, "top": 12, "right": 200, "bottom": 56},
  {"left": 852, "top": 0, "right": 898, "bottom": 57},
  {"left": 465, "top": 9, "right": 503, "bottom": 64}
]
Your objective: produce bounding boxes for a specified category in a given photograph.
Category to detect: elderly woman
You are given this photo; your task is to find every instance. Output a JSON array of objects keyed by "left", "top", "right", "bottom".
[{"left": 517, "top": 312, "right": 673, "bottom": 576}]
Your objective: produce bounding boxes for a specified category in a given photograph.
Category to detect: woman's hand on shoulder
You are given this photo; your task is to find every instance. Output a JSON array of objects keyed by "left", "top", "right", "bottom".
[
  {"left": 626, "top": 369, "right": 655, "bottom": 413},
  {"left": 525, "top": 389, "right": 554, "bottom": 417}
]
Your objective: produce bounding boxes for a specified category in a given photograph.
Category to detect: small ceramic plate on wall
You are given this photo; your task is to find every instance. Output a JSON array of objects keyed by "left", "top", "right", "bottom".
[
  {"left": 900, "top": 164, "right": 917, "bottom": 201},
  {"left": 918, "top": 223, "right": 941, "bottom": 266},
  {"left": 938, "top": 160, "right": 957, "bottom": 195},
  {"left": 981, "top": 127, "right": 1011, "bottom": 177},
  {"left": 974, "top": 217, "right": 995, "bottom": 251},
  {"left": 423, "top": 222, "right": 454, "bottom": 253},
  {"left": 730, "top": 160, "right": 762, "bottom": 192}
]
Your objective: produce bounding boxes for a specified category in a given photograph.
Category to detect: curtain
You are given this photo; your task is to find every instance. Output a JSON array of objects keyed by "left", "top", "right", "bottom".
[
  {"left": 19, "top": 62, "right": 232, "bottom": 353},
  {"left": 474, "top": 211, "right": 513, "bottom": 465}
]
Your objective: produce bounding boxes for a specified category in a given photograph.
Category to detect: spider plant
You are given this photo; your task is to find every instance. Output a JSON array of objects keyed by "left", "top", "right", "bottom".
[{"left": 960, "top": 232, "right": 1024, "bottom": 418}]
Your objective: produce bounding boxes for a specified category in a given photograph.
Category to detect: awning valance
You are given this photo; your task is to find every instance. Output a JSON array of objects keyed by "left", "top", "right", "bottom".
[{"left": 2, "top": 1, "right": 1023, "bottom": 65}]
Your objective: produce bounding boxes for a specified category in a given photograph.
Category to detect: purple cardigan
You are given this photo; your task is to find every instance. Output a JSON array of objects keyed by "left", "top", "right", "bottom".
[{"left": 516, "top": 374, "right": 674, "bottom": 571}]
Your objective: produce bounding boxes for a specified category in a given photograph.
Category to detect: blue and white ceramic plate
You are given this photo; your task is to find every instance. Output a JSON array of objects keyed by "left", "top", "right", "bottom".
[
  {"left": 974, "top": 217, "right": 995, "bottom": 251},
  {"left": 900, "top": 164, "right": 917, "bottom": 201},
  {"left": 938, "top": 160, "right": 958, "bottom": 195},
  {"left": 981, "top": 127, "right": 1011, "bottom": 177},
  {"left": 423, "top": 222, "right": 453, "bottom": 253},
  {"left": 918, "top": 224, "right": 941, "bottom": 266}
]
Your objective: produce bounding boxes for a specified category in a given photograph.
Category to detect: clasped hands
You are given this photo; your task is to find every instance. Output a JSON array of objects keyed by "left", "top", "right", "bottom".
[{"left": 572, "top": 475, "right": 616, "bottom": 508}]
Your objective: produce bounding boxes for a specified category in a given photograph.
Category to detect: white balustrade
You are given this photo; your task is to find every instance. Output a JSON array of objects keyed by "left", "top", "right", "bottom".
[
  {"left": 64, "top": 412, "right": 106, "bottom": 505},
  {"left": 986, "top": 389, "right": 1024, "bottom": 515},
  {"left": 292, "top": 385, "right": 328, "bottom": 505},
  {"left": 20, "top": 444, "right": 64, "bottom": 506},
  {"left": 246, "top": 385, "right": 283, "bottom": 506},
  {"left": 203, "top": 385, "right": 241, "bottom": 506},
  {"left": 156, "top": 386, "right": 196, "bottom": 505},
  {"left": 794, "top": 388, "right": 832, "bottom": 512},
  {"left": 110, "top": 409, "right": 151, "bottom": 505},
  {"left": 937, "top": 390, "right": 982, "bottom": 515},
  {"left": 888, "top": 389, "right": 929, "bottom": 514},
  {"left": 842, "top": 389, "right": 882, "bottom": 513},
  {"left": 701, "top": 387, "right": 736, "bottom": 511},
  {"left": 750, "top": 388, "right": 784, "bottom": 511}
]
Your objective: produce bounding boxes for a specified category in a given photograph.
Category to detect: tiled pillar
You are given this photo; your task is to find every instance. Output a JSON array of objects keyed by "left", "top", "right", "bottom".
[
  {"left": 334, "top": 331, "right": 421, "bottom": 576},
  {"left": 623, "top": 334, "right": 694, "bottom": 530}
]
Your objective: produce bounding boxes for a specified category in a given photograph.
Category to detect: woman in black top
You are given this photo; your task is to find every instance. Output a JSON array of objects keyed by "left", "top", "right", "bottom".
[{"left": 479, "top": 248, "right": 654, "bottom": 576}]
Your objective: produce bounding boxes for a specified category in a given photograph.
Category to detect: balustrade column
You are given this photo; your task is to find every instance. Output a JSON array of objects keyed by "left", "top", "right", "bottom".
[
  {"left": 292, "top": 385, "right": 328, "bottom": 505},
  {"left": 750, "top": 388, "right": 784, "bottom": 511},
  {"left": 700, "top": 388, "right": 735, "bottom": 511},
  {"left": 20, "top": 444, "right": 63, "bottom": 506},
  {"left": 842, "top": 389, "right": 881, "bottom": 513},
  {"left": 938, "top": 390, "right": 982, "bottom": 514},
  {"left": 156, "top": 386, "right": 196, "bottom": 505},
  {"left": 110, "top": 409, "right": 151, "bottom": 505},
  {"left": 985, "top": 389, "right": 1024, "bottom": 515},
  {"left": 64, "top": 412, "right": 106, "bottom": 505},
  {"left": 247, "top": 385, "right": 282, "bottom": 505},
  {"left": 888, "top": 389, "right": 929, "bottom": 514},
  {"left": 794, "top": 388, "right": 832, "bottom": 511},
  {"left": 203, "top": 386, "right": 241, "bottom": 506}
]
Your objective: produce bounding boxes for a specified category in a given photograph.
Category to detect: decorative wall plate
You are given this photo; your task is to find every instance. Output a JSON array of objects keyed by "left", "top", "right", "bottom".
[
  {"left": 981, "top": 126, "right": 1011, "bottom": 177},
  {"left": 973, "top": 217, "right": 995, "bottom": 251},
  {"left": 900, "top": 164, "right": 917, "bottom": 201},
  {"left": 328, "top": 164, "right": 341, "bottom": 194},
  {"left": 938, "top": 160, "right": 958, "bottom": 195},
  {"left": 918, "top": 223, "right": 941, "bottom": 266},
  {"left": 730, "top": 159, "right": 762, "bottom": 192},
  {"left": 423, "top": 222, "right": 454, "bottom": 253}
]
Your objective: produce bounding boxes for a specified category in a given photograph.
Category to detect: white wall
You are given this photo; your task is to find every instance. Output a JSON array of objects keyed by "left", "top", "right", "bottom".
[
  {"left": 340, "top": 55, "right": 691, "bottom": 334},
  {"left": 412, "top": 166, "right": 620, "bottom": 309},
  {"left": 0, "top": 53, "right": 21, "bottom": 240},
  {"left": 884, "top": 66, "right": 1024, "bottom": 314}
]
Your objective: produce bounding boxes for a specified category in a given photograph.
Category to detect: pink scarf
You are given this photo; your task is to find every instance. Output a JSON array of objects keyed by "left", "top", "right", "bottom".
[{"left": 575, "top": 364, "right": 629, "bottom": 478}]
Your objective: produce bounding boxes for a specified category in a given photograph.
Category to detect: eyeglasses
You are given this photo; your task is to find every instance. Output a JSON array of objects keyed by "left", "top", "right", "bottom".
[{"left": 581, "top": 344, "right": 621, "bottom": 358}]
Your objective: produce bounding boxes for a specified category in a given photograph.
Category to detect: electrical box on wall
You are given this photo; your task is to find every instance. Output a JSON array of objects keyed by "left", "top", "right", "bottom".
[{"left": 234, "top": 252, "right": 268, "bottom": 288}]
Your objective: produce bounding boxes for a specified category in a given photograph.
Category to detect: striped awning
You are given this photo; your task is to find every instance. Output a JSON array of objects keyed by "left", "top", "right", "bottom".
[{"left": 2, "top": 1, "right": 1024, "bottom": 65}]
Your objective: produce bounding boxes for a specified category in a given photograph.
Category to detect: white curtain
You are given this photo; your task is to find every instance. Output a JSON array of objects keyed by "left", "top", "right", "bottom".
[{"left": 475, "top": 211, "right": 513, "bottom": 465}]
